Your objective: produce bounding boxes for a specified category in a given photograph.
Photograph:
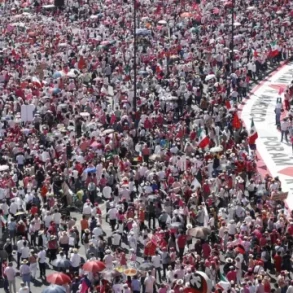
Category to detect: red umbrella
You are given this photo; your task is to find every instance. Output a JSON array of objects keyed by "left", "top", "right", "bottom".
[
  {"left": 184, "top": 288, "right": 197, "bottom": 293},
  {"left": 224, "top": 1, "right": 233, "bottom": 8},
  {"left": 234, "top": 244, "right": 245, "bottom": 255},
  {"left": 290, "top": 11, "right": 293, "bottom": 17},
  {"left": 46, "top": 272, "right": 71, "bottom": 285},
  {"left": 83, "top": 261, "right": 106, "bottom": 273}
]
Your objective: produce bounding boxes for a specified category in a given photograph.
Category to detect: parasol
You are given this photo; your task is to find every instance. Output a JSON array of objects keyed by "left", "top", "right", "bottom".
[
  {"left": 124, "top": 268, "right": 138, "bottom": 276},
  {"left": 138, "top": 262, "right": 154, "bottom": 271},
  {"left": 181, "top": 12, "right": 192, "bottom": 18},
  {"left": 0, "top": 165, "right": 9, "bottom": 171},
  {"left": 42, "top": 285, "right": 66, "bottom": 293},
  {"left": 188, "top": 227, "right": 211, "bottom": 239},
  {"left": 170, "top": 222, "right": 183, "bottom": 229},
  {"left": 135, "top": 28, "right": 151, "bottom": 36},
  {"left": 158, "top": 20, "right": 167, "bottom": 25},
  {"left": 234, "top": 244, "right": 245, "bottom": 254},
  {"left": 102, "top": 129, "right": 114, "bottom": 135},
  {"left": 205, "top": 74, "right": 216, "bottom": 81},
  {"left": 14, "top": 211, "right": 26, "bottom": 216},
  {"left": 52, "top": 258, "right": 71, "bottom": 269},
  {"left": 46, "top": 272, "right": 71, "bottom": 285},
  {"left": 83, "top": 260, "right": 106, "bottom": 273},
  {"left": 210, "top": 146, "right": 223, "bottom": 153}
]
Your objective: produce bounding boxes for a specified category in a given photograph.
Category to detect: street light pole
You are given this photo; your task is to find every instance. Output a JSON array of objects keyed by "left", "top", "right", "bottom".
[
  {"left": 133, "top": 0, "right": 137, "bottom": 116},
  {"left": 230, "top": 0, "right": 235, "bottom": 73}
]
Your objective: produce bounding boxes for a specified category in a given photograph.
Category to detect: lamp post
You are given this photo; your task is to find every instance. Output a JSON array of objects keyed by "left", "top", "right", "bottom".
[
  {"left": 230, "top": 0, "right": 235, "bottom": 73},
  {"left": 133, "top": 0, "right": 137, "bottom": 117}
]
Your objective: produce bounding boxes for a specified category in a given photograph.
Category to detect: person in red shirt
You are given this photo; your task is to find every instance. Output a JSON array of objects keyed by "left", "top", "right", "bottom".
[
  {"left": 30, "top": 204, "right": 38, "bottom": 216},
  {"left": 287, "top": 222, "right": 293, "bottom": 235},
  {"left": 177, "top": 233, "right": 187, "bottom": 260},
  {"left": 202, "top": 241, "right": 211, "bottom": 259},
  {"left": 226, "top": 266, "right": 237, "bottom": 282},
  {"left": 259, "top": 234, "right": 267, "bottom": 248},
  {"left": 274, "top": 251, "right": 282, "bottom": 274}
]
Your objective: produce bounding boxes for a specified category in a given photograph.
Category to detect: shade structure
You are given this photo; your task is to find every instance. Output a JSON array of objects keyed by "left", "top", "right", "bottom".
[{"left": 83, "top": 260, "right": 106, "bottom": 273}]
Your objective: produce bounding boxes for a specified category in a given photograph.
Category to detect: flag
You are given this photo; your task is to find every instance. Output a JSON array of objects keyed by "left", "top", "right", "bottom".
[
  {"left": 203, "top": 206, "right": 209, "bottom": 227},
  {"left": 268, "top": 41, "right": 279, "bottom": 58},
  {"left": 225, "top": 99, "right": 231, "bottom": 109},
  {"left": 249, "top": 118, "right": 258, "bottom": 141},
  {"left": 219, "top": 273, "right": 228, "bottom": 282},
  {"left": 198, "top": 129, "right": 210, "bottom": 149},
  {"left": 278, "top": 87, "right": 285, "bottom": 95},
  {"left": 253, "top": 50, "right": 258, "bottom": 58},
  {"left": 232, "top": 113, "right": 241, "bottom": 129},
  {"left": 78, "top": 56, "right": 87, "bottom": 70}
]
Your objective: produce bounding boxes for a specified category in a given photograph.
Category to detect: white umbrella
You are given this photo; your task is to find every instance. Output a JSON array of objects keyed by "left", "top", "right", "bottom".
[
  {"left": 160, "top": 96, "right": 178, "bottom": 101},
  {"left": 90, "top": 15, "right": 99, "bottom": 19},
  {"left": 80, "top": 112, "right": 90, "bottom": 117},
  {"left": 158, "top": 20, "right": 167, "bottom": 25},
  {"left": 58, "top": 43, "right": 67, "bottom": 47},
  {"left": 205, "top": 74, "right": 216, "bottom": 82},
  {"left": 234, "top": 22, "right": 241, "bottom": 27},
  {"left": 210, "top": 145, "right": 223, "bottom": 153},
  {"left": 0, "top": 165, "right": 9, "bottom": 171},
  {"left": 102, "top": 129, "right": 114, "bottom": 135},
  {"left": 42, "top": 4, "right": 55, "bottom": 9},
  {"left": 246, "top": 6, "right": 255, "bottom": 11},
  {"left": 67, "top": 71, "right": 76, "bottom": 78},
  {"left": 67, "top": 69, "right": 80, "bottom": 78}
]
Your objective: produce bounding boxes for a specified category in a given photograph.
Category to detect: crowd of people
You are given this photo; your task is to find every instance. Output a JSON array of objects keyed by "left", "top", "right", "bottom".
[{"left": 0, "top": 0, "right": 293, "bottom": 293}]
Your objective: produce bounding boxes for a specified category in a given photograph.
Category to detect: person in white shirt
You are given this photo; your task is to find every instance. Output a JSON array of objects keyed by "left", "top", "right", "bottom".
[
  {"left": 102, "top": 185, "right": 112, "bottom": 199},
  {"left": 52, "top": 210, "right": 62, "bottom": 228},
  {"left": 107, "top": 206, "right": 118, "bottom": 231},
  {"left": 144, "top": 272, "right": 156, "bottom": 293},
  {"left": 17, "top": 237, "right": 25, "bottom": 269},
  {"left": 92, "top": 223, "right": 104, "bottom": 239},
  {"left": 19, "top": 260, "right": 31, "bottom": 291},
  {"left": 227, "top": 219, "right": 237, "bottom": 236},
  {"left": 4, "top": 262, "right": 17, "bottom": 293},
  {"left": 103, "top": 250, "right": 114, "bottom": 269},
  {"left": 83, "top": 202, "right": 92, "bottom": 218},
  {"left": 9, "top": 199, "right": 18, "bottom": 216},
  {"left": 21, "top": 241, "right": 30, "bottom": 260},
  {"left": 16, "top": 154, "right": 25, "bottom": 168},
  {"left": 70, "top": 248, "right": 81, "bottom": 273},
  {"left": 112, "top": 232, "right": 121, "bottom": 251},
  {"left": 37, "top": 247, "right": 47, "bottom": 278},
  {"left": 281, "top": 118, "right": 290, "bottom": 142},
  {"left": 151, "top": 252, "right": 162, "bottom": 282},
  {"left": 44, "top": 213, "right": 52, "bottom": 228}
]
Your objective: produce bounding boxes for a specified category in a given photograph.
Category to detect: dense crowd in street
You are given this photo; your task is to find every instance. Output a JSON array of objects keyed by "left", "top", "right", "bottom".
[{"left": 1, "top": 0, "right": 293, "bottom": 293}]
